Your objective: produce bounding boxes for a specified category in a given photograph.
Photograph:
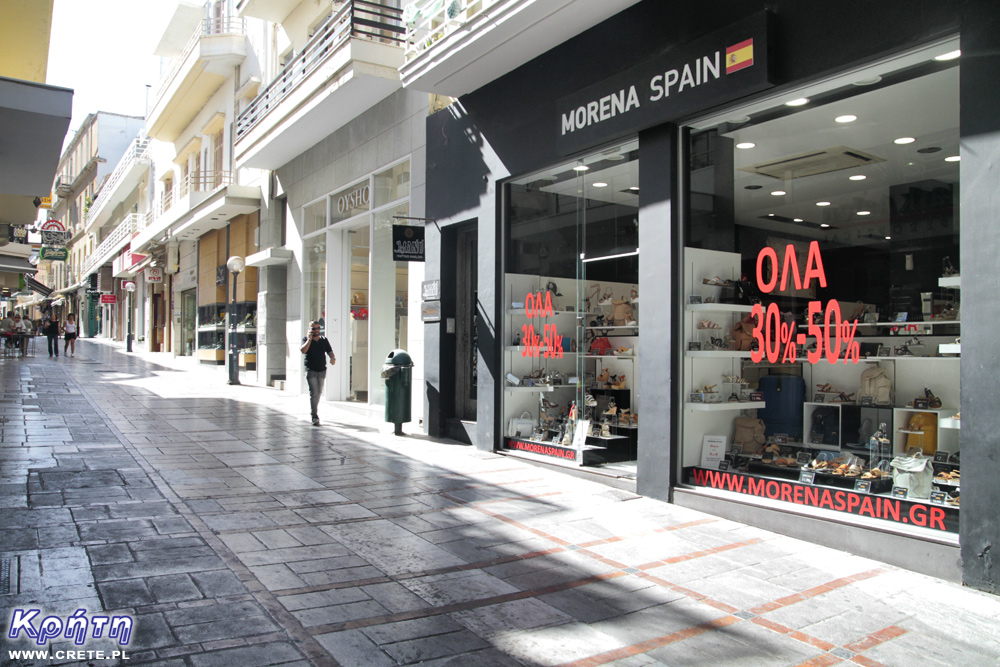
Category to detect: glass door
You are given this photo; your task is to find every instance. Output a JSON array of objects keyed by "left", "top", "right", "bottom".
[
  {"left": 348, "top": 226, "right": 370, "bottom": 402},
  {"left": 181, "top": 289, "right": 196, "bottom": 355}
]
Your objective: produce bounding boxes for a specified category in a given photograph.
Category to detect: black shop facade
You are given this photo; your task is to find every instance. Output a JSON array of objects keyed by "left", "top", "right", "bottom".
[{"left": 421, "top": 0, "right": 1000, "bottom": 592}]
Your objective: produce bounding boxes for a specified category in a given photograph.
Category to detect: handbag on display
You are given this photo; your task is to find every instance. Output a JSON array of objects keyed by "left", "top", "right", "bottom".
[
  {"left": 857, "top": 366, "right": 894, "bottom": 405},
  {"left": 507, "top": 411, "right": 536, "bottom": 439},
  {"left": 590, "top": 336, "right": 613, "bottom": 355},
  {"left": 904, "top": 412, "right": 939, "bottom": 455},
  {"left": 732, "top": 416, "right": 766, "bottom": 455},
  {"left": 730, "top": 316, "right": 756, "bottom": 351},
  {"left": 611, "top": 299, "right": 633, "bottom": 325},
  {"left": 890, "top": 452, "right": 933, "bottom": 499}
]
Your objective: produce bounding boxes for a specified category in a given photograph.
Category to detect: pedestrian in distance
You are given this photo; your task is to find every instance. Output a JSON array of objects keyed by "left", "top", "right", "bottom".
[
  {"left": 300, "top": 320, "right": 336, "bottom": 426},
  {"left": 63, "top": 313, "right": 78, "bottom": 357},
  {"left": 44, "top": 316, "right": 60, "bottom": 357}
]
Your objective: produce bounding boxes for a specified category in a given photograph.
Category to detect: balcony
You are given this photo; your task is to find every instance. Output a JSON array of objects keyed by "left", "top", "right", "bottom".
[
  {"left": 81, "top": 213, "right": 141, "bottom": 278},
  {"left": 400, "top": 0, "right": 641, "bottom": 96},
  {"left": 235, "top": 0, "right": 297, "bottom": 22},
  {"left": 132, "top": 171, "right": 261, "bottom": 252},
  {"left": 85, "top": 136, "right": 151, "bottom": 234},
  {"left": 233, "top": 1, "right": 405, "bottom": 170},
  {"left": 147, "top": 17, "right": 248, "bottom": 142}
]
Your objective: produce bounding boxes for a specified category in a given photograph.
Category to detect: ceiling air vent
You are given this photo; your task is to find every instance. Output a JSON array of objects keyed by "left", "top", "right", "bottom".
[{"left": 740, "top": 146, "right": 885, "bottom": 180}]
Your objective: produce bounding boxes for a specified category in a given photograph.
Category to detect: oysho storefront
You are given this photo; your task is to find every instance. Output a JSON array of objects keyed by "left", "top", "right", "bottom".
[{"left": 423, "top": 1, "right": 1000, "bottom": 590}]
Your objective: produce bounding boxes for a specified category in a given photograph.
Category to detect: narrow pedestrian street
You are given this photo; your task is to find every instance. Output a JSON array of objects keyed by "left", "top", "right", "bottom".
[{"left": 2, "top": 339, "right": 998, "bottom": 667}]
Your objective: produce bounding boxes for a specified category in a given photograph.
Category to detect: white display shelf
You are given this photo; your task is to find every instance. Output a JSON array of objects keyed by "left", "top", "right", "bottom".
[
  {"left": 587, "top": 433, "right": 629, "bottom": 441},
  {"left": 197, "top": 324, "right": 225, "bottom": 332},
  {"left": 503, "top": 385, "right": 555, "bottom": 393},
  {"left": 236, "top": 326, "right": 257, "bottom": 333},
  {"left": 687, "top": 303, "right": 755, "bottom": 313},
  {"left": 939, "top": 418, "right": 961, "bottom": 430},
  {"left": 938, "top": 343, "right": 961, "bottom": 355},
  {"left": 799, "top": 320, "right": 961, "bottom": 328},
  {"left": 506, "top": 308, "right": 583, "bottom": 316},
  {"left": 686, "top": 401, "right": 766, "bottom": 411},
  {"left": 585, "top": 325, "right": 638, "bottom": 331},
  {"left": 504, "top": 346, "right": 577, "bottom": 355},
  {"left": 938, "top": 276, "right": 961, "bottom": 289},
  {"left": 583, "top": 354, "right": 634, "bottom": 360},
  {"left": 686, "top": 351, "right": 755, "bottom": 358}
]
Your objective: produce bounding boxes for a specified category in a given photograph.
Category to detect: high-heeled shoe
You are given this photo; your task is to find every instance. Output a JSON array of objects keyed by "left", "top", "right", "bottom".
[
  {"left": 611, "top": 374, "right": 626, "bottom": 390},
  {"left": 925, "top": 388, "right": 942, "bottom": 408},
  {"left": 596, "top": 368, "right": 610, "bottom": 385},
  {"left": 598, "top": 289, "right": 614, "bottom": 306},
  {"left": 618, "top": 408, "right": 631, "bottom": 425},
  {"left": 601, "top": 422, "right": 612, "bottom": 438},
  {"left": 698, "top": 320, "right": 722, "bottom": 330},
  {"left": 603, "top": 399, "right": 617, "bottom": 417}
]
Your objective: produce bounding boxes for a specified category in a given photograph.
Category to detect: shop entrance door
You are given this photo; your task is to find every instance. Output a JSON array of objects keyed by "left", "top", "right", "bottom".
[
  {"left": 181, "top": 290, "right": 196, "bottom": 356},
  {"left": 347, "top": 225, "right": 370, "bottom": 402},
  {"left": 455, "top": 224, "right": 478, "bottom": 420},
  {"left": 151, "top": 292, "right": 164, "bottom": 352}
]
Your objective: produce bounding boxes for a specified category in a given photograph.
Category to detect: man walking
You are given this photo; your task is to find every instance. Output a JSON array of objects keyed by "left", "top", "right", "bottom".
[{"left": 300, "top": 321, "right": 336, "bottom": 425}]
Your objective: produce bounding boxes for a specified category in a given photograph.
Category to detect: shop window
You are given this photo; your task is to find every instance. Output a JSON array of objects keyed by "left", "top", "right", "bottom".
[
  {"left": 303, "top": 198, "right": 327, "bottom": 236},
  {"left": 502, "top": 140, "right": 640, "bottom": 473},
  {"left": 373, "top": 161, "right": 410, "bottom": 208},
  {"left": 681, "top": 59, "right": 961, "bottom": 535}
]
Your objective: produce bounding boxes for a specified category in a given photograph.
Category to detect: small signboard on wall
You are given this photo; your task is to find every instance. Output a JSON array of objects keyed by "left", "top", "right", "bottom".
[{"left": 392, "top": 225, "right": 425, "bottom": 262}]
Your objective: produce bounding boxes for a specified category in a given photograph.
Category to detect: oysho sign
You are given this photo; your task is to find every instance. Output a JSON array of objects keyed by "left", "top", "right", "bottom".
[
  {"left": 337, "top": 184, "right": 370, "bottom": 215},
  {"left": 556, "top": 12, "right": 773, "bottom": 154}
]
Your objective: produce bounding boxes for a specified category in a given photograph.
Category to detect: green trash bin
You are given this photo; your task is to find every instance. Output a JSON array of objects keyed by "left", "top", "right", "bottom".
[{"left": 381, "top": 349, "right": 413, "bottom": 435}]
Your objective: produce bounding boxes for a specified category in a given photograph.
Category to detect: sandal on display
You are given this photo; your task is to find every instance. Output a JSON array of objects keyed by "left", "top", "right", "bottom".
[
  {"left": 698, "top": 320, "right": 722, "bottom": 329},
  {"left": 601, "top": 422, "right": 612, "bottom": 438},
  {"left": 603, "top": 399, "right": 617, "bottom": 417},
  {"left": 816, "top": 383, "right": 839, "bottom": 393},
  {"left": 598, "top": 289, "right": 614, "bottom": 306},
  {"left": 616, "top": 346, "right": 633, "bottom": 356},
  {"left": 618, "top": 408, "right": 631, "bottom": 424},
  {"left": 596, "top": 368, "right": 610, "bottom": 385},
  {"left": 925, "top": 388, "right": 943, "bottom": 409},
  {"left": 702, "top": 276, "right": 728, "bottom": 286},
  {"left": 834, "top": 392, "right": 855, "bottom": 402},
  {"left": 630, "top": 286, "right": 638, "bottom": 303},
  {"left": 611, "top": 374, "right": 627, "bottom": 390},
  {"left": 584, "top": 393, "right": 598, "bottom": 407}
]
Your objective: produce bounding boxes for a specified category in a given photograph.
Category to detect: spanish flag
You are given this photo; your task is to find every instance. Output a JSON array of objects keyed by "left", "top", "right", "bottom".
[{"left": 726, "top": 38, "right": 754, "bottom": 73}]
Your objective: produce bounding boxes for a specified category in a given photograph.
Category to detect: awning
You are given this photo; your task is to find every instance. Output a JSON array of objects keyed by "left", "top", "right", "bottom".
[
  {"left": 53, "top": 279, "right": 86, "bottom": 295},
  {"left": 24, "top": 274, "right": 53, "bottom": 297},
  {"left": 50, "top": 298, "right": 65, "bottom": 307},
  {"left": 0, "top": 255, "right": 35, "bottom": 273}
]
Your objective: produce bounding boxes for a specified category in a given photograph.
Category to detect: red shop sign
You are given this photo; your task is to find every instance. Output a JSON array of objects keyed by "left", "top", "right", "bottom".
[{"left": 100, "top": 294, "right": 117, "bottom": 304}]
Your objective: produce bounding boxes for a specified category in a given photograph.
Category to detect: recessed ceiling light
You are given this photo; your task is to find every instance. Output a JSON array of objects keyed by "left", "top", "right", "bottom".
[
  {"left": 629, "top": 186, "right": 640, "bottom": 191},
  {"left": 816, "top": 201, "right": 831, "bottom": 207},
  {"left": 771, "top": 190, "right": 786, "bottom": 196},
  {"left": 736, "top": 142, "right": 756, "bottom": 149},
  {"left": 728, "top": 115, "right": 751, "bottom": 124},
  {"left": 820, "top": 223, "right": 830, "bottom": 228},
  {"left": 852, "top": 75, "right": 882, "bottom": 86},
  {"left": 768, "top": 213, "right": 775, "bottom": 217},
  {"left": 894, "top": 137, "right": 916, "bottom": 144},
  {"left": 917, "top": 146, "right": 942, "bottom": 154},
  {"left": 592, "top": 182, "right": 608, "bottom": 188},
  {"left": 835, "top": 115, "right": 857, "bottom": 123},
  {"left": 573, "top": 165, "right": 589, "bottom": 172},
  {"left": 885, "top": 236, "right": 892, "bottom": 240},
  {"left": 849, "top": 175, "right": 867, "bottom": 181},
  {"left": 786, "top": 98, "right": 809, "bottom": 107},
  {"left": 857, "top": 211, "right": 871, "bottom": 216},
  {"left": 945, "top": 155, "right": 960, "bottom": 162},
  {"left": 934, "top": 49, "right": 961, "bottom": 61},
  {"left": 794, "top": 218, "right": 803, "bottom": 222},
  {"left": 744, "top": 185, "right": 762, "bottom": 190}
]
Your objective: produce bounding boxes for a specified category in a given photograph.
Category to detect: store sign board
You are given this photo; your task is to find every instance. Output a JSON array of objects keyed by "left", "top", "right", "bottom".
[
  {"left": 100, "top": 294, "right": 118, "bottom": 304},
  {"left": 392, "top": 225, "right": 425, "bottom": 262},
  {"left": 145, "top": 267, "right": 163, "bottom": 283},
  {"left": 556, "top": 12, "right": 773, "bottom": 154},
  {"left": 421, "top": 280, "right": 440, "bottom": 301},
  {"left": 40, "top": 247, "right": 68, "bottom": 261},
  {"left": 686, "top": 467, "right": 958, "bottom": 533},
  {"left": 421, "top": 300, "right": 441, "bottom": 322}
]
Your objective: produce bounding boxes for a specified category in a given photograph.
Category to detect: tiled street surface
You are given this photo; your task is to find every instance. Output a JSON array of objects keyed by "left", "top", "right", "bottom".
[{"left": 2, "top": 339, "right": 999, "bottom": 667}]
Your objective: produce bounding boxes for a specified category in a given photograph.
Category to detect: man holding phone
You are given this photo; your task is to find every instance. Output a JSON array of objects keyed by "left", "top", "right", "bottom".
[{"left": 300, "top": 320, "right": 336, "bottom": 425}]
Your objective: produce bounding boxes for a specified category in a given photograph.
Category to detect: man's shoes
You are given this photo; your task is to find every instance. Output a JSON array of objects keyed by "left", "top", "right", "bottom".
[{"left": 312, "top": 418, "right": 320, "bottom": 426}]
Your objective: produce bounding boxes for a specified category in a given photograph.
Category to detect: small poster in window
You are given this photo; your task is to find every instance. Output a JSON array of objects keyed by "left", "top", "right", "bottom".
[{"left": 701, "top": 435, "right": 727, "bottom": 469}]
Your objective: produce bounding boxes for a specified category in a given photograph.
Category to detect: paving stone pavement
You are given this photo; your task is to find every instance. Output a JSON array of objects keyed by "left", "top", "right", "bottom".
[{"left": 2, "top": 338, "right": 1000, "bottom": 667}]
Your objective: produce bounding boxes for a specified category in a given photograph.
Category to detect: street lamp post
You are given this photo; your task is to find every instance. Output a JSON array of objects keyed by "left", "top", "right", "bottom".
[
  {"left": 124, "top": 281, "right": 136, "bottom": 352},
  {"left": 226, "top": 256, "right": 245, "bottom": 385}
]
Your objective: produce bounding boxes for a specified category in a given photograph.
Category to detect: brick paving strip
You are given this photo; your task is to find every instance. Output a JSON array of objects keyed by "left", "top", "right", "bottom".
[{"left": 3, "top": 342, "right": 1000, "bottom": 667}]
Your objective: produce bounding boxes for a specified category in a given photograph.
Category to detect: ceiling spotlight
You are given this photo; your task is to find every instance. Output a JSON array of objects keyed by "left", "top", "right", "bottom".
[
  {"left": 849, "top": 175, "right": 867, "bottom": 181},
  {"left": 917, "top": 146, "right": 942, "bottom": 154},
  {"left": 592, "top": 182, "right": 608, "bottom": 188},
  {"left": 885, "top": 236, "right": 892, "bottom": 240},
  {"left": 728, "top": 115, "right": 751, "bottom": 124},
  {"left": 736, "top": 142, "right": 756, "bottom": 149},
  {"left": 573, "top": 164, "right": 590, "bottom": 172},
  {"left": 629, "top": 186, "right": 639, "bottom": 191},
  {"left": 857, "top": 211, "right": 871, "bottom": 216},
  {"left": 768, "top": 213, "right": 775, "bottom": 217},
  {"left": 835, "top": 115, "right": 857, "bottom": 123},
  {"left": 816, "top": 201, "right": 831, "bottom": 207},
  {"left": 785, "top": 98, "right": 809, "bottom": 107},
  {"left": 820, "top": 223, "right": 830, "bottom": 228},
  {"left": 894, "top": 137, "right": 916, "bottom": 144},
  {"left": 934, "top": 49, "right": 961, "bottom": 61},
  {"left": 793, "top": 218, "right": 803, "bottom": 222},
  {"left": 852, "top": 75, "right": 882, "bottom": 86},
  {"left": 771, "top": 190, "right": 786, "bottom": 196},
  {"left": 945, "top": 155, "right": 960, "bottom": 162}
]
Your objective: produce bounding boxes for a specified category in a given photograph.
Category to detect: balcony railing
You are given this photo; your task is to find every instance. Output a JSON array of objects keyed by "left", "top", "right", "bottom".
[
  {"left": 85, "top": 135, "right": 150, "bottom": 228},
  {"left": 235, "top": 0, "right": 404, "bottom": 141},
  {"left": 403, "top": 0, "right": 499, "bottom": 61},
  {"left": 82, "top": 214, "right": 141, "bottom": 276},
  {"left": 149, "top": 16, "right": 247, "bottom": 115},
  {"left": 137, "top": 170, "right": 235, "bottom": 233}
]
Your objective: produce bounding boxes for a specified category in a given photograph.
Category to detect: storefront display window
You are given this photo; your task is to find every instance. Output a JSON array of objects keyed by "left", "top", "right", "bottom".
[
  {"left": 303, "top": 233, "right": 326, "bottom": 334},
  {"left": 681, "top": 58, "right": 961, "bottom": 534},
  {"left": 502, "top": 141, "right": 639, "bottom": 472}
]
